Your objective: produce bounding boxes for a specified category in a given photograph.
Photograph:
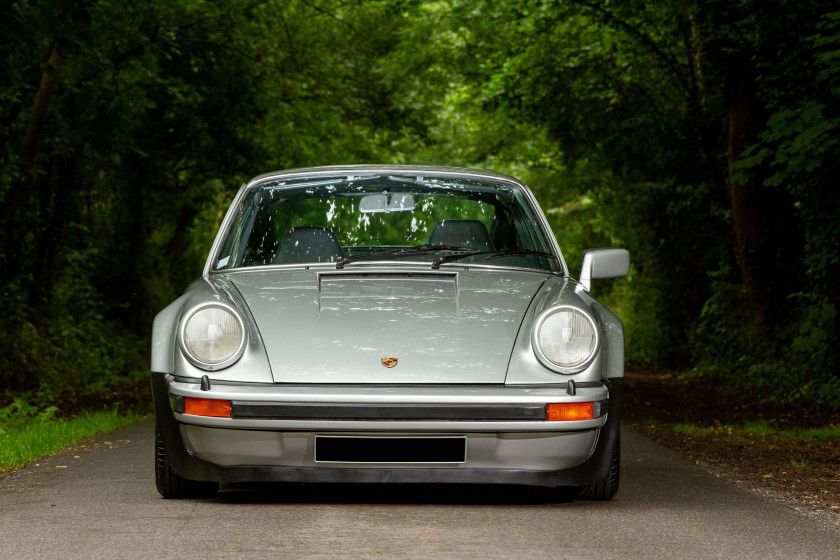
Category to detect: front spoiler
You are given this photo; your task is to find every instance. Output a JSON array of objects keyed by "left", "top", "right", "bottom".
[{"left": 151, "top": 372, "right": 623, "bottom": 487}]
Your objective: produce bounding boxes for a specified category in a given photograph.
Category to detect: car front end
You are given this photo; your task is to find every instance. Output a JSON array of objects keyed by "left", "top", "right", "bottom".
[{"left": 152, "top": 166, "right": 628, "bottom": 498}]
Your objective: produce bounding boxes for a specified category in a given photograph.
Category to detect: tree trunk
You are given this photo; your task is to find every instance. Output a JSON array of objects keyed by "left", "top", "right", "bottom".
[
  {"left": 726, "top": 54, "right": 764, "bottom": 324},
  {"left": 0, "top": 42, "right": 64, "bottom": 291},
  {"left": 2, "top": 42, "right": 63, "bottom": 243},
  {"left": 29, "top": 43, "right": 67, "bottom": 305},
  {"left": 22, "top": 43, "right": 63, "bottom": 185}
]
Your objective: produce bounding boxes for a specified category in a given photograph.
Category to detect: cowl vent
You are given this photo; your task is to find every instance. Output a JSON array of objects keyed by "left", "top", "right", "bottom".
[
  {"left": 320, "top": 272, "right": 456, "bottom": 282},
  {"left": 318, "top": 272, "right": 457, "bottom": 302}
]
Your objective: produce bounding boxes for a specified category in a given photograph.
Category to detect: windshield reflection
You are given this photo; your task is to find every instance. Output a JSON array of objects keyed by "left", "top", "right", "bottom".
[{"left": 214, "top": 174, "right": 559, "bottom": 272}]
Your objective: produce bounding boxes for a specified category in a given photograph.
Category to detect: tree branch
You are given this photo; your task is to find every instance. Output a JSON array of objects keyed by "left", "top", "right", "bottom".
[
  {"left": 297, "top": 0, "right": 359, "bottom": 34},
  {"left": 576, "top": 1, "right": 693, "bottom": 98}
]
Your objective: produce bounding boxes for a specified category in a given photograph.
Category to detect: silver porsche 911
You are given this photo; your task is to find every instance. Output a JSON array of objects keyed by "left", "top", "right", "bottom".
[{"left": 152, "top": 165, "right": 629, "bottom": 499}]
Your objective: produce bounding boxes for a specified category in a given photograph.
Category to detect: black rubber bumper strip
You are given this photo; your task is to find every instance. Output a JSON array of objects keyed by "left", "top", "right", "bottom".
[
  {"left": 231, "top": 402, "right": 545, "bottom": 421},
  {"left": 227, "top": 401, "right": 608, "bottom": 421}
]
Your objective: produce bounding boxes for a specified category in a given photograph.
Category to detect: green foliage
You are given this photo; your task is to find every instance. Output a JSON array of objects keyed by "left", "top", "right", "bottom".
[
  {"left": 0, "top": 398, "right": 58, "bottom": 434},
  {"left": 0, "top": 407, "right": 146, "bottom": 472},
  {"left": 790, "top": 457, "right": 810, "bottom": 470},
  {"left": 0, "top": 0, "right": 837, "bottom": 410},
  {"left": 0, "top": 0, "right": 406, "bottom": 398},
  {"left": 788, "top": 425, "right": 840, "bottom": 443},
  {"left": 740, "top": 421, "right": 774, "bottom": 436},
  {"left": 673, "top": 423, "right": 715, "bottom": 437},
  {"left": 789, "top": 298, "right": 839, "bottom": 407},
  {"left": 699, "top": 6, "right": 840, "bottom": 406},
  {"left": 0, "top": 247, "right": 147, "bottom": 394}
]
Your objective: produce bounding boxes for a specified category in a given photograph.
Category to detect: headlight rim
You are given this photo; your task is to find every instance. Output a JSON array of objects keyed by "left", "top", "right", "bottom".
[
  {"left": 178, "top": 301, "right": 247, "bottom": 371},
  {"left": 531, "top": 305, "right": 600, "bottom": 374}
]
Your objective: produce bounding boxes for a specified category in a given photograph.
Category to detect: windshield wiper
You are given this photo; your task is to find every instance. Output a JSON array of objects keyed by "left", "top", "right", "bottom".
[
  {"left": 336, "top": 245, "right": 481, "bottom": 269},
  {"left": 396, "top": 244, "right": 483, "bottom": 269},
  {"left": 394, "top": 244, "right": 479, "bottom": 257},
  {"left": 336, "top": 248, "right": 404, "bottom": 269},
  {"left": 431, "top": 248, "right": 558, "bottom": 269},
  {"left": 484, "top": 249, "right": 558, "bottom": 261}
]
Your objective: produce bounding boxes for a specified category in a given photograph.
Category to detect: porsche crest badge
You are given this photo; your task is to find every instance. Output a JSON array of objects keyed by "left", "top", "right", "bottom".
[{"left": 381, "top": 357, "right": 398, "bottom": 368}]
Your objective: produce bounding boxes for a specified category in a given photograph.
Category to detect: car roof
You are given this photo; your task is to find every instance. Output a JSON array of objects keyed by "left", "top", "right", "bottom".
[{"left": 245, "top": 165, "right": 524, "bottom": 188}]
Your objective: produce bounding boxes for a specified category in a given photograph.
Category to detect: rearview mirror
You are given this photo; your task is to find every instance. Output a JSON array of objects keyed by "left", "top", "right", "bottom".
[
  {"left": 359, "top": 193, "right": 416, "bottom": 213},
  {"left": 579, "top": 248, "right": 630, "bottom": 292}
]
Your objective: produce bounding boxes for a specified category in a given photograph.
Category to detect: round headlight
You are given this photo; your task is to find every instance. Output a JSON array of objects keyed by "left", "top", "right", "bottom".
[
  {"left": 181, "top": 304, "right": 245, "bottom": 368},
  {"left": 533, "top": 307, "right": 598, "bottom": 371}
]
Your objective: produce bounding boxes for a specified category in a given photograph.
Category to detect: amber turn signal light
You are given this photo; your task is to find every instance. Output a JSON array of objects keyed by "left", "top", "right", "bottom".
[
  {"left": 545, "top": 402, "right": 594, "bottom": 421},
  {"left": 184, "top": 397, "right": 232, "bottom": 418}
]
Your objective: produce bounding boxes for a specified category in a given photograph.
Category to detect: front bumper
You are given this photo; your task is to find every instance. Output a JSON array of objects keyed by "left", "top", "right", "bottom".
[{"left": 152, "top": 372, "right": 623, "bottom": 486}]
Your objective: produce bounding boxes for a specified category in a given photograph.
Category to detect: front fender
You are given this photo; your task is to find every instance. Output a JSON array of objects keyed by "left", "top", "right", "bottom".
[
  {"left": 506, "top": 277, "right": 622, "bottom": 383},
  {"left": 151, "top": 276, "right": 273, "bottom": 382}
]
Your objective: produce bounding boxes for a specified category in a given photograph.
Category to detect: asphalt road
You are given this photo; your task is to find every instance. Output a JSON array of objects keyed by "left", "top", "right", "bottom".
[{"left": 1, "top": 418, "right": 839, "bottom": 559}]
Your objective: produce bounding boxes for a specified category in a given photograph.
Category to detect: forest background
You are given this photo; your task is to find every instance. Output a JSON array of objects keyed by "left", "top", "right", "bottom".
[{"left": 1, "top": 0, "right": 838, "bottom": 418}]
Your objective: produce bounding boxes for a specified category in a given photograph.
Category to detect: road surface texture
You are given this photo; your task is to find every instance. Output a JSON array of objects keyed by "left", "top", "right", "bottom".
[{"left": 1, "top": 418, "right": 838, "bottom": 559}]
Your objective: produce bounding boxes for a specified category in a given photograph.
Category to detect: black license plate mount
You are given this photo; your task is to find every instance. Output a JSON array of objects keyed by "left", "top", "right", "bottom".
[{"left": 314, "top": 436, "right": 467, "bottom": 464}]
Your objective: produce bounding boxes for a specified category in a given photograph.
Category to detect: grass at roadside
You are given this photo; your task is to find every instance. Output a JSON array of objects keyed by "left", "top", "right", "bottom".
[
  {"left": 672, "top": 421, "right": 840, "bottom": 443},
  {"left": 668, "top": 421, "right": 840, "bottom": 473},
  {"left": 0, "top": 408, "right": 147, "bottom": 474}
]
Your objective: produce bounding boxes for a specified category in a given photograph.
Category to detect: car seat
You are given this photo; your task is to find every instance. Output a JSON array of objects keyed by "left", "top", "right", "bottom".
[
  {"left": 428, "top": 219, "right": 495, "bottom": 252},
  {"left": 274, "top": 226, "right": 345, "bottom": 264}
]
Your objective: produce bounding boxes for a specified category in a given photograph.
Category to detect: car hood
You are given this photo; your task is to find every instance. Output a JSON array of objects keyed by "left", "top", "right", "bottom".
[{"left": 226, "top": 267, "right": 549, "bottom": 383}]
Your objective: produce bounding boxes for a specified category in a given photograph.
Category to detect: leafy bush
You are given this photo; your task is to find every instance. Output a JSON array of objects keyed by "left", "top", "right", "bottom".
[
  {"left": 0, "top": 252, "right": 147, "bottom": 397},
  {"left": 0, "top": 397, "right": 58, "bottom": 435},
  {"left": 691, "top": 285, "right": 839, "bottom": 407}
]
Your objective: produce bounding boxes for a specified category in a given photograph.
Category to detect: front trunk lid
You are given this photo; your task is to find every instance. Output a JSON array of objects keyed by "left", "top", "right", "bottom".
[{"left": 228, "top": 268, "right": 547, "bottom": 383}]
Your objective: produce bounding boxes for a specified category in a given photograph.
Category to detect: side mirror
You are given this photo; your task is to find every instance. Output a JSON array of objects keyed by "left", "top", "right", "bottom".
[{"left": 579, "top": 248, "right": 629, "bottom": 292}]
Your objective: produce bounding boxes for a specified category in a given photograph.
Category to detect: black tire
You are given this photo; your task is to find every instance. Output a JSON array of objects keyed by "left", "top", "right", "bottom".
[
  {"left": 155, "top": 425, "right": 218, "bottom": 499},
  {"left": 577, "top": 434, "right": 620, "bottom": 501}
]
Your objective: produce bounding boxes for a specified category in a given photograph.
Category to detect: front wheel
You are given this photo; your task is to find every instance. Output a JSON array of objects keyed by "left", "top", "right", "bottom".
[
  {"left": 155, "top": 425, "right": 218, "bottom": 499},
  {"left": 577, "top": 433, "right": 620, "bottom": 501}
]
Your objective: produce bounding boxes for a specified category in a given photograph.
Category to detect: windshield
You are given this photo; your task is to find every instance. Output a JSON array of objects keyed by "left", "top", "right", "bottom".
[{"left": 213, "top": 173, "right": 560, "bottom": 272}]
